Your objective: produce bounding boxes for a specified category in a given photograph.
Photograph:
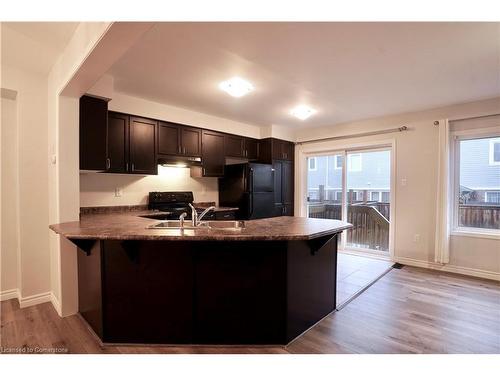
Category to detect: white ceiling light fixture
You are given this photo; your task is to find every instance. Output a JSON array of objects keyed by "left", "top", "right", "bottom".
[
  {"left": 290, "top": 105, "right": 317, "bottom": 120},
  {"left": 219, "top": 77, "right": 254, "bottom": 98}
]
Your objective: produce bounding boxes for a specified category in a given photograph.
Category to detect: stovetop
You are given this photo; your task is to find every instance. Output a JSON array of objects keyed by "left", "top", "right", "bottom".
[{"left": 148, "top": 191, "right": 207, "bottom": 219}]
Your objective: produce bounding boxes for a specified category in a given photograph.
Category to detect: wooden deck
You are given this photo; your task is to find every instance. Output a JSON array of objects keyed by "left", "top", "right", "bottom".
[{"left": 2, "top": 266, "right": 499, "bottom": 354}]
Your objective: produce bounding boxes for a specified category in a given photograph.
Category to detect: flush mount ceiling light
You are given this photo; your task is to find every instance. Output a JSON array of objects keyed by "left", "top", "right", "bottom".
[
  {"left": 219, "top": 77, "right": 254, "bottom": 98},
  {"left": 290, "top": 105, "right": 317, "bottom": 120}
]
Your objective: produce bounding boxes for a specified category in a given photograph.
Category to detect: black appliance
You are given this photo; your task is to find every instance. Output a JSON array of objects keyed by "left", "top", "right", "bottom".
[
  {"left": 147, "top": 191, "right": 215, "bottom": 220},
  {"left": 219, "top": 163, "right": 275, "bottom": 220}
]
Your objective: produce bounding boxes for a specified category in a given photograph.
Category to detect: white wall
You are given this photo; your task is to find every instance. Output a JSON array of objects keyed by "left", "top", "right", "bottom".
[
  {"left": 1, "top": 95, "right": 19, "bottom": 295},
  {"left": 80, "top": 166, "right": 219, "bottom": 207},
  {"left": 1, "top": 64, "right": 51, "bottom": 302},
  {"left": 296, "top": 97, "right": 500, "bottom": 279}
]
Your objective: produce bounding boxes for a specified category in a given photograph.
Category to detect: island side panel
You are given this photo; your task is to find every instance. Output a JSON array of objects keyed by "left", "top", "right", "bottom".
[
  {"left": 286, "top": 234, "right": 338, "bottom": 342},
  {"left": 77, "top": 240, "right": 104, "bottom": 339},
  {"left": 193, "top": 240, "right": 288, "bottom": 345},
  {"left": 101, "top": 240, "right": 194, "bottom": 344}
]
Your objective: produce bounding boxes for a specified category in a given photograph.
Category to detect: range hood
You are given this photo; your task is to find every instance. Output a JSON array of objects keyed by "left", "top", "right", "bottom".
[{"left": 158, "top": 156, "right": 202, "bottom": 168}]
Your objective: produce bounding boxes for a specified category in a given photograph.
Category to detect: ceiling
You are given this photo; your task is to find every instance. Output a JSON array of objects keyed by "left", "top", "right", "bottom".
[
  {"left": 1, "top": 22, "right": 79, "bottom": 75},
  {"left": 108, "top": 22, "right": 500, "bottom": 128}
]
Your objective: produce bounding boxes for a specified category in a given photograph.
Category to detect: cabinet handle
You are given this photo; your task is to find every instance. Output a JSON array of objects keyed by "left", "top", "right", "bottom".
[
  {"left": 131, "top": 163, "right": 135, "bottom": 172},
  {"left": 203, "top": 167, "right": 206, "bottom": 175},
  {"left": 178, "top": 145, "right": 181, "bottom": 154},
  {"left": 106, "top": 158, "right": 111, "bottom": 170},
  {"left": 126, "top": 162, "right": 129, "bottom": 171},
  {"left": 183, "top": 146, "right": 186, "bottom": 154}
]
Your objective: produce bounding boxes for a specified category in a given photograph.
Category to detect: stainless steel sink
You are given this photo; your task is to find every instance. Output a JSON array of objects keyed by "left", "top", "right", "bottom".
[{"left": 147, "top": 220, "right": 245, "bottom": 230}]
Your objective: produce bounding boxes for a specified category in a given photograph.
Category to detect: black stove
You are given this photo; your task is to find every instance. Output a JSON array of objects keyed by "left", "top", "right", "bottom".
[{"left": 148, "top": 191, "right": 209, "bottom": 220}]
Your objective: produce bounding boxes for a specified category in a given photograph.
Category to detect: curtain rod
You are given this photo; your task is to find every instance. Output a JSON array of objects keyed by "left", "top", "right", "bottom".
[{"left": 295, "top": 126, "right": 408, "bottom": 146}]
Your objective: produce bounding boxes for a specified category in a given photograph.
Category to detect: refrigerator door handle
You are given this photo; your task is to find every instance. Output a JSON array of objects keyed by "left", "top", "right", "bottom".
[{"left": 248, "top": 168, "right": 254, "bottom": 193}]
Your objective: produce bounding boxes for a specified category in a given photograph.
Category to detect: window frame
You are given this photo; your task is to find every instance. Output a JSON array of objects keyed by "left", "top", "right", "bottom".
[
  {"left": 485, "top": 191, "right": 500, "bottom": 203},
  {"left": 489, "top": 138, "right": 500, "bottom": 165},
  {"left": 451, "top": 128, "right": 500, "bottom": 238},
  {"left": 371, "top": 191, "right": 380, "bottom": 202},
  {"left": 308, "top": 157, "right": 317, "bottom": 171},
  {"left": 334, "top": 155, "right": 342, "bottom": 170}
]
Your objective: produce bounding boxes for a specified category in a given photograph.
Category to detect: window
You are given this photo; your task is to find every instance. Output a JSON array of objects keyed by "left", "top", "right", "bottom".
[
  {"left": 486, "top": 192, "right": 500, "bottom": 204},
  {"left": 334, "top": 155, "right": 343, "bottom": 169},
  {"left": 335, "top": 191, "right": 342, "bottom": 201},
  {"left": 308, "top": 157, "right": 317, "bottom": 171},
  {"left": 455, "top": 134, "right": 500, "bottom": 231},
  {"left": 381, "top": 192, "right": 390, "bottom": 203},
  {"left": 348, "top": 153, "right": 362, "bottom": 172},
  {"left": 371, "top": 191, "right": 380, "bottom": 201},
  {"left": 489, "top": 138, "right": 500, "bottom": 165}
]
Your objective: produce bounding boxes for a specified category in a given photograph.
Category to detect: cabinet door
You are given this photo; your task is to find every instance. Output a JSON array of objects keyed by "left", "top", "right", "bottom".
[
  {"left": 158, "top": 122, "right": 181, "bottom": 155},
  {"left": 80, "top": 95, "right": 108, "bottom": 170},
  {"left": 225, "top": 135, "right": 245, "bottom": 158},
  {"left": 202, "top": 130, "right": 225, "bottom": 177},
  {"left": 282, "top": 161, "right": 294, "bottom": 205},
  {"left": 245, "top": 138, "right": 259, "bottom": 160},
  {"left": 273, "top": 160, "right": 283, "bottom": 216},
  {"left": 129, "top": 116, "right": 157, "bottom": 175},
  {"left": 181, "top": 127, "right": 202, "bottom": 156},
  {"left": 272, "top": 139, "right": 285, "bottom": 160},
  {"left": 283, "top": 141, "right": 294, "bottom": 161},
  {"left": 107, "top": 112, "right": 129, "bottom": 173}
]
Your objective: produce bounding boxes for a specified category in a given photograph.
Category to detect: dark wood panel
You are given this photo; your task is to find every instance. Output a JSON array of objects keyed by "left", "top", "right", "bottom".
[
  {"left": 107, "top": 112, "right": 129, "bottom": 173},
  {"left": 225, "top": 134, "right": 245, "bottom": 158},
  {"left": 245, "top": 138, "right": 259, "bottom": 160},
  {"left": 273, "top": 160, "right": 283, "bottom": 215},
  {"left": 201, "top": 130, "right": 225, "bottom": 177},
  {"left": 194, "top": 241, "right": 287, "bottom": 344},
  {"left": 129, "top": 116, "right": 157, "bottom": 175},
  {"left": 181, "top": 127, "right": 201, "bottom": 156},
  {"left": 282, "top": 160, "right": 294, "bottom": 216},
  {"left": 286, "top": 237, "right": 337, "bottom": 342},
  {"left": 102, "top": 241, "right": 194, "bottom": 344},
  {"left": 158, "top": 121, "right": 181, "bottom": 155},
  {"left": 80, "top": 95, "right": 108, "bottom": 170}
]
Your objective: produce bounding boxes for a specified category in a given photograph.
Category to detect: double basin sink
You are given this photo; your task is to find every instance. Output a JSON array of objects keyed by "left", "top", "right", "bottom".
[{"left": 148, "top": 220, "right": 245, "bottom": 231}]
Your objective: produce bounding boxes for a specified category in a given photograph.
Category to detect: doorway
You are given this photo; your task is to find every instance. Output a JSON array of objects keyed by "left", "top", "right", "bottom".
[{"left": 305, "top": 146, "right": 395, "bottom": 306}]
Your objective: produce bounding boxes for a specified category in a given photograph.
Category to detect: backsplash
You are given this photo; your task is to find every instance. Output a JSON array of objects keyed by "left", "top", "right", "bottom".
[{"left": 80, "top": 165, "right": 219, "bottom": 207}]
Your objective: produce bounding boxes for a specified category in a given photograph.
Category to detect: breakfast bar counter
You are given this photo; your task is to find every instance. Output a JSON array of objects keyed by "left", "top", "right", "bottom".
[{"left": 50, "top": 213, "right": 351, "bottom": 346}]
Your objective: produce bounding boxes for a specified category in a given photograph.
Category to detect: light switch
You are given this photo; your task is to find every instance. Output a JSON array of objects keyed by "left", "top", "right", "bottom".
[
  {"left": 115, "top": 187, "right": 123, "bottom": 197},
  {"left": 401, "top": 178, "right": 407, "bottom": 186}
]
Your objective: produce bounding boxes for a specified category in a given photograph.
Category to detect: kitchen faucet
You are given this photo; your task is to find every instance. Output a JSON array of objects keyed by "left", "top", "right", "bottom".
[
  {"left": 188, "top": 203, "right": 216, "bottom": 226},
  {"left": 179, "top": 212, "right": 187, "bottom": 228}
]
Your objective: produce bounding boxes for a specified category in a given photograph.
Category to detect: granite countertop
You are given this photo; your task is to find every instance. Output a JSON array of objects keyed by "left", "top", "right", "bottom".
[{"left": 49, "top": 210, "right": 352, "bottom": 241}]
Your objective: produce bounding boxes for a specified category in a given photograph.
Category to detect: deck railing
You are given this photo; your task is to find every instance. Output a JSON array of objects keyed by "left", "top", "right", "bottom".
[{"left": 307, "top": 201, "right": 390, "bottom": 252}]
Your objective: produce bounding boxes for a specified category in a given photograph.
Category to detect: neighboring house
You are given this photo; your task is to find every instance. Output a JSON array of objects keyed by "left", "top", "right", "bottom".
[
  {"left": 460, "top": 137, "right": 500, "bottom": 204},
  {"left": 307, "top": 151, "right": 391, "bottom": 202}
]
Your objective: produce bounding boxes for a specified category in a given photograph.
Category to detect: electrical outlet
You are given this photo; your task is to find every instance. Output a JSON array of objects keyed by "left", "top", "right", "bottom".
[
  {"left": 401, "top": 178, "right": 407, "bottom": 186},
  {"left": 413, "top": 234, "right": 420, "bottom": 243},
  {"left": 115, "top": 187, "right": 123, "bottom": 197}
]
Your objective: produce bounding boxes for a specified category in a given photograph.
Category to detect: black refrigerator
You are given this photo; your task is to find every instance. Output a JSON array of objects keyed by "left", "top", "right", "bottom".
[{"left": 219, "top": 163, "right": 275, "bottom": 220}]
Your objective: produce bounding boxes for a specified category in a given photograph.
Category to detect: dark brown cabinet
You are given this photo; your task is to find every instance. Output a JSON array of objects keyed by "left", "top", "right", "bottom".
[
  {"left": 158, "top": 122, "right": 181, "bottom": 155},
  {"left": 129, "top": 116, "right": 157, "bottom": 174},
  {"left": 259, "top": 138, "right": 294, "bottom": 163},
  {"left": 158, "top": 122, "right": 201, "bottom": 157},
  {"left": 225, "top": 135, "right": 245, "bottom": 158},
  {"left": 199, "top": 130, "right": 225, "bottom": 177},
  {"left": 107, "top": 112, "right": 129, "bottom": 173},
  {"left": 225, "top": 135, "right": 259, "bottom": 160},
  {"left": 272, "top": 160, "right": 294, "bottom": 216},
  {"left": 80, "top": 95, "right": 108, "bottom": 171}
]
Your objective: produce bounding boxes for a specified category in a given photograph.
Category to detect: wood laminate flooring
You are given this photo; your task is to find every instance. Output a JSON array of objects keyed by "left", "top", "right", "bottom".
[{"left": 1, "top": 266, "right": 499, "bottom": 354}]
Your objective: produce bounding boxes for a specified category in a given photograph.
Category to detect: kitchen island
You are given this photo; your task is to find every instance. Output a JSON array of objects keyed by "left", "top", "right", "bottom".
[{"left": 50, "top": 212, "right": 351, "bottom": 345}]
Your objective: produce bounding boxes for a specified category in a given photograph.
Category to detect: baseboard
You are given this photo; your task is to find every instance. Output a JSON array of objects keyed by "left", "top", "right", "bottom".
[
  {"left": 50, "top": 292, "right": 62, "bottom": 316},
  {"left": 393, "top": 256, "right": 500, "bottom": 281},
  {"left": 0, "top": 288, "right": 19, "bottom": 301},
  {"left": 18, "top": 291, "right": 52, "bottom": 308}
]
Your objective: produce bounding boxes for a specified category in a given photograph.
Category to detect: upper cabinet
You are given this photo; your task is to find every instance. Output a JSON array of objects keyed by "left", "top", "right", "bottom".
[
  {"left": 107, "top": 112, "right": 129, "bottom": 173},
  {"left": 258, "top": 138, "right": 295, "bottom": 163},
  {"left": 193, "top": 130, "right": 225, "bottom": 177},
  {"left": 158, "top": 122, "right": 201, "bottom": 157},
  {"left": 224, "top": 134, "right": 259, "bottom": 160},
  {"left": 129, "top": 116, "right": 157, "bottom": 174},
  {"left": 80, "top": 95, "right": 108, "bottom": 171}
]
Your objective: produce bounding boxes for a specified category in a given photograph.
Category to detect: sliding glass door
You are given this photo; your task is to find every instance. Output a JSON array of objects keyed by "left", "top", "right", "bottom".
[{"left": 306, "top": 147, "right": 392, "bottom": 255}]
